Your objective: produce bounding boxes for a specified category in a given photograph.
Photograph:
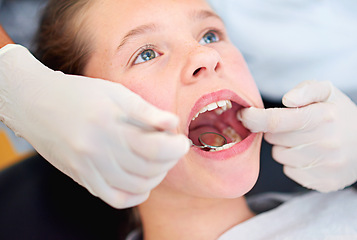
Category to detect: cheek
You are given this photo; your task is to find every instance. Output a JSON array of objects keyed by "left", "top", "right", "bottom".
[
  {"left": 223, "top": 47, "right": 263, "bottom": 107},
  {"left": 124, "top": 76, "right": 176, "bottom": 112},
  {"left": 85, "top": 51, "right": 177, "bottom": 111},
  {"left": 108, "top": 65, "right": 178, "bottom": 112}
]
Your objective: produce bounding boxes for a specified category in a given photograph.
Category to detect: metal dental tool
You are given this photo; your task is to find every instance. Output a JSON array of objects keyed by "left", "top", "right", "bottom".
[
  {"left": 122, "top": 116, "right": 166, "bottom": 132},
  {"left": 122, "top": 116, "right": 227, "bottom": 150},
  {"left": 195, "top": 132, "right": 227, "bottom": 150}
]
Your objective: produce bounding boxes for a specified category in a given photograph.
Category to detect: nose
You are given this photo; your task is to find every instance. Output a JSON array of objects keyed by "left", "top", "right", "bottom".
[{"left": 181, "top": 45, "right": 222, "bottom": 85}]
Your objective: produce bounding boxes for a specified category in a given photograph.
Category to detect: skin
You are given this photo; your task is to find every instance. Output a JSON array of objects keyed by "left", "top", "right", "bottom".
[
  {"left": 0, "top": 25, "right": 13, "bottom": 48},
  {"left": 83, "top": 0, "right": 264, "bottom": 239}
]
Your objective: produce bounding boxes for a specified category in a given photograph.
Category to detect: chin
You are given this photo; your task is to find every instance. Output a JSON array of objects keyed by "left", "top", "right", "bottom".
[{"left": 161, "top": 133, "right": 262, "bottom": 199}]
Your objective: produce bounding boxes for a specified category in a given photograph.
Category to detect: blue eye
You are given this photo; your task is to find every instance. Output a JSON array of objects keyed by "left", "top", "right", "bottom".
[
  {"left": 134, "top": 48, "right": 159, "bottom": 64},
  {"left": 199, "top": 31, "right": 219, "bottom": 45}
]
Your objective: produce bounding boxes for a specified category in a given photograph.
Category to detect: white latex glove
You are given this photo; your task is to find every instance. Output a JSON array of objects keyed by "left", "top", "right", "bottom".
[
  {"left": 0, "top": 44, "right": 190, "bottom": 208},
  {"left": 238, "top": 80, "right": 357, "bottom": 192}
]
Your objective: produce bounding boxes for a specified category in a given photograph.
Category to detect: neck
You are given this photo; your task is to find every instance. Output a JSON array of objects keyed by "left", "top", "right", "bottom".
[{"left": 138, "top": 187, "right": 254, "bottom": 240}]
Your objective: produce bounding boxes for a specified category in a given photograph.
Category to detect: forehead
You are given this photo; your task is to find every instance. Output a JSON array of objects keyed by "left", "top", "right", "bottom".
[
  {"left": 84, "top": 0, "right": 219, "bottom": 56},
  {"left": 93, "top": 0, "right": 211, "bottom": 10},
  {"left": 88, "top": 0, "right": 214, "bottom": 26}
]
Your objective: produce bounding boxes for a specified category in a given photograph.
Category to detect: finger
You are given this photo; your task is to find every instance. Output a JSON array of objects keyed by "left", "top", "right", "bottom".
[
  {"left": 237, "top": 107, "right": 267, "bottom": 133},
  {"left": 283, "top": 165, "right": 342, "bottom": 193},
  {"left": 77, "top": 152, "right": 164, "bottom": 194},
  {"left": 102, "top": 127, "right": 181, "bottom": 178},
  {"left": 119, "top": 153, "right": 179, "bottom": 178},
  {"left": 264, "top": 116, "right": 333, "bottom": 147},
  {"left": 239, "top": 104, "right": 331, "bottom": 133},
  {"left": 114, "top": 87, "right": 180, "bottom": 131},
  {"left": 90, "top": 154, "right": 168, "bottom": 194},
  {"left": 124, "top": 129, "right": 190, "bottom": 162},
  {"left": 80, "top": 175, "right": 150, "bottom": 209},
  {"left": 272, "top": 143, "right": 335, "bottom": 168},
  {"left": 283, "top": 80, "right": 333, "bottom": 107},
  {"left": 113, "top": 192, "right": 150, "bottom": 209},
  {"left": 264, "top": 131, "right": 312, "bottom": 147},
  {"left": 77, "top": 156, "right": 142, "bottom": 194},
  {"left": 87, "top": 126, "right": 181, "bottom": 178},
  {"left": 106, "top": 169, "right": 167, "bottom": 195}
]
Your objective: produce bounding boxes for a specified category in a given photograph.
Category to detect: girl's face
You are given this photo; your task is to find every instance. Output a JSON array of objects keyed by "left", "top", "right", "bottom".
[{"left": 85, "top": 0, "right": 264, "bottom": 199}]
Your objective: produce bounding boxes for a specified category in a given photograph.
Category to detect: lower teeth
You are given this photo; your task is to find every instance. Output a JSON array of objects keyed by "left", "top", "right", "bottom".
[
  {"left": 223, "top": 127, "right": 242, "bottom": 142},
  {"left": 209, "top": 127, "right": 242, "bottom": 152},
  {"left": 209, "top": 141, "right": 238, "bottom": 152}
]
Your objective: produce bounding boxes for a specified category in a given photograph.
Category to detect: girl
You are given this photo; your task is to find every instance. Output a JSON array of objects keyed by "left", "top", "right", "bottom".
[{"left": 12, "top": 0, "right": 355, "bottom": 239}]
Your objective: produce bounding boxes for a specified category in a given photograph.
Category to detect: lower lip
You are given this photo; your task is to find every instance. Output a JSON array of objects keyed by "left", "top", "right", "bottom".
[{"left": 191, "top": 133, "right": 257, "bottom": 160}]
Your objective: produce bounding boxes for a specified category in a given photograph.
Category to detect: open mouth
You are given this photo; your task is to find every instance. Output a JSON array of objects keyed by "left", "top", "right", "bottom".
[{"left": 188, "top": 99, "right": 250, "bottom": 152}]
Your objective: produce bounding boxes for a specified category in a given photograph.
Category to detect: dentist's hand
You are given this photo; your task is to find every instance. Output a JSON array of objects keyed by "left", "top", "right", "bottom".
[
  {"left": 238, "top": 80, "right": 357, "bottom": 192},
  {"left": 0, "top": 44, "right": 190, "bottom": 208}
]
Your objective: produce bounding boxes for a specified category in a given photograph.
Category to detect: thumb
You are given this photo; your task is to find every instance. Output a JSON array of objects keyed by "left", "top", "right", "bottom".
[
  {"left": 238, "top": 105, "right": 326, "bottom": 133},
  {"left": 237, "top": 107, "right": 271, "bottom": 133},
  {"left": 283, "top": 80, "right": 333, "bottom": 107}
]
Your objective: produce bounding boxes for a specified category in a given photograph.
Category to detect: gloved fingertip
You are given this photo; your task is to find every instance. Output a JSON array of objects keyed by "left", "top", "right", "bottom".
[
  {"left": 147, "top": 110, "right": 180, "bottom": 131},
  {"left": 283, "top": 80, "right": 320, "bottom": 107},
  {"left": 237, "top": 107, "right": 256, "bottom": 121},
  {"left": 237, "top": 107, "right": 269, "bottom": 133},
  {"left": 236, "top": 109, "right": 243, "bottom": 121},
  {"left": 282, "top": 90, "right": 303, "bottom": 107},
  {"left": 177, "top": 134, "right": 191, "bottom": 154},
  {"left": 161, "top": 112, "right": 180, "bottom": 130},
  {"left": 122, "top": 192, "right": 151, "bottom": 208},
  {"left": 159, "top": 134, "right": 191, "bottom": 161},
  {"left": 283, "top": 80, "right": 335, "bottom": 107},
  {"left": 108, "top": 191, "right": 151, "bottom": 209}
]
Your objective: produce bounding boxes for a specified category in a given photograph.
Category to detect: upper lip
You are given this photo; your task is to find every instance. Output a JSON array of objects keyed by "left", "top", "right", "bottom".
[{"left": 186, "top": 89, "right": 252, "bottom": 135}]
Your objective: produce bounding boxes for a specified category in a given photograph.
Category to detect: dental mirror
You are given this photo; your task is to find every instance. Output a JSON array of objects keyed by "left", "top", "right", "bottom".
[{"left": 191, "top": 132, "right": 227, "bottom": 150}]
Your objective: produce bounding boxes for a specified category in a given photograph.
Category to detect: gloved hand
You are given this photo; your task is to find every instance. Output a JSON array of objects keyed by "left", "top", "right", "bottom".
[
  {"left": 0, "top": 44, "right": 190, "bottom": 208},
  {"left": 238, "top": 80, "right": 357, "bottom": 192}
]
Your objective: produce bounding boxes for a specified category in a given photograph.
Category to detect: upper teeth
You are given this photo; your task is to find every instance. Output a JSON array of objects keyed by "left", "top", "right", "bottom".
[{"left": 192, "top": 100, "right": 232, "bottom": 121}]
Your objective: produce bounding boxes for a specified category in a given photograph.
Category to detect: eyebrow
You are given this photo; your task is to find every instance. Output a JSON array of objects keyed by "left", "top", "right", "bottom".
[
  {"left": 117, "top": 10, "right": 223, "bottom": 52},
  {"left": 189, "top": 9, "right": 223, "bottom": 23},
  {"left": 117, "top": 23, "right": 158, "bottom": 51}
]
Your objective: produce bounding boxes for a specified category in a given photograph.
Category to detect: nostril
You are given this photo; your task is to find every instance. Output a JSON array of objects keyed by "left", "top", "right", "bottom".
[
  {"left": 214, "top": 62, "right": 220, "bottom": 72},
  {"left": 193, "top": 62, "right": 220, "bottom": 77},
  {"left": 193, "top": 67, "right": 202, "bottom": 76}
]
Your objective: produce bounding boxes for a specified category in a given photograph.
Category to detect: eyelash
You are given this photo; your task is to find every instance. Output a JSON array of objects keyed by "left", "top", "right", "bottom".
[
  {"left": 203, "top": 28, "right": 225, "bottom": 43},
  {"left": 131, "top": 44, "right": 160, "bottom": 66},
  {"left": 131, "top": 28, "right": 225, "bottom": 66}
]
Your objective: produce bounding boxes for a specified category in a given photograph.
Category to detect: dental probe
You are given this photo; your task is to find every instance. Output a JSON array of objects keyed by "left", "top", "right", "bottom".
[
  {"left": 121, "top": 116, "right": 227, "bottom": 150},
  {"left": 122, "top": 115, "right": 168, "bottom": 132}
]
